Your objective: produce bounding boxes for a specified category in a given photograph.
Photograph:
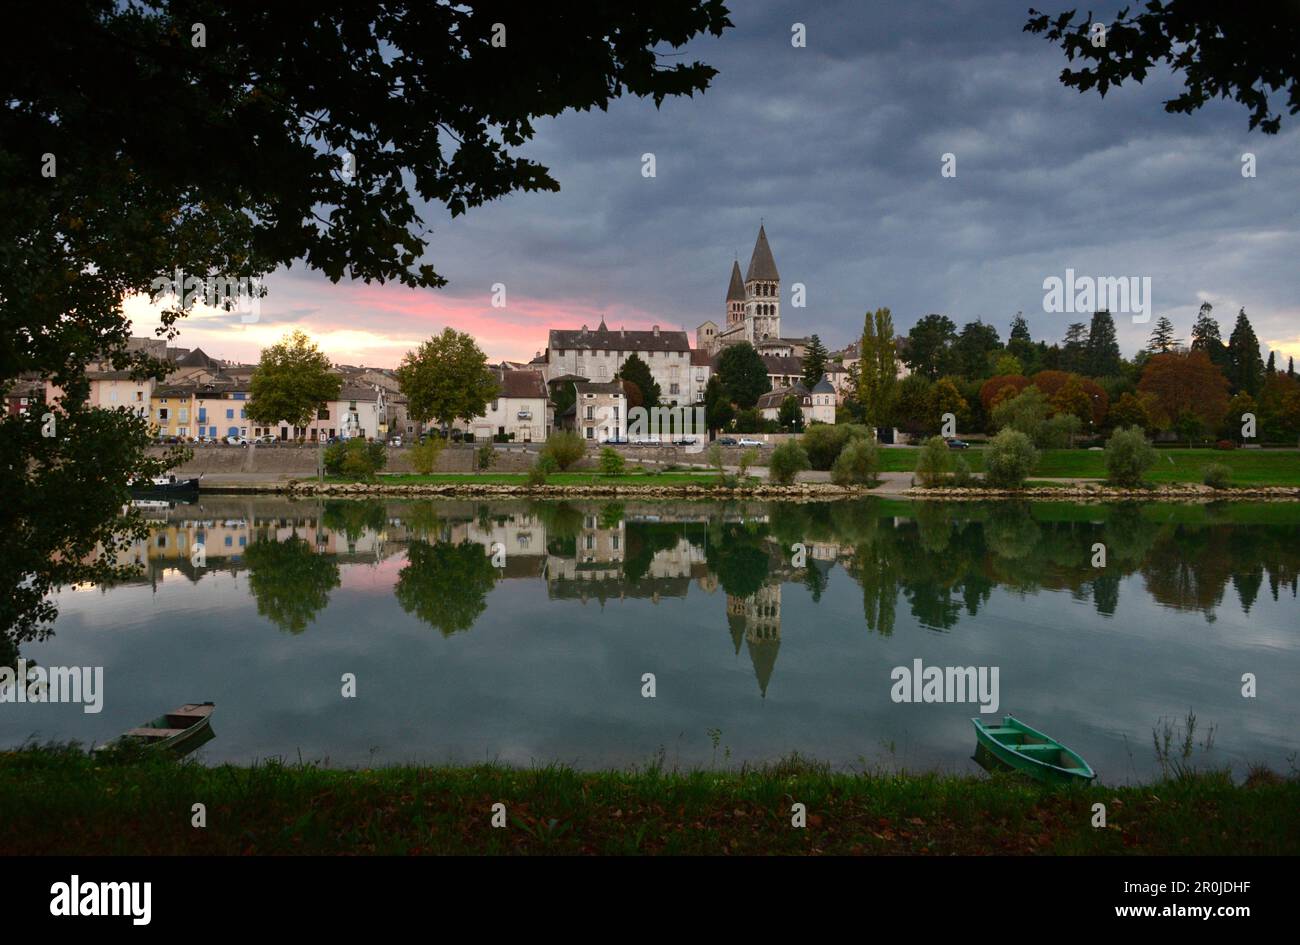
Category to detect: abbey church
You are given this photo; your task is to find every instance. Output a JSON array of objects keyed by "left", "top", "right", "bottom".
[{"left": 697, "top": 225, "right": 806, "bottom": 358}]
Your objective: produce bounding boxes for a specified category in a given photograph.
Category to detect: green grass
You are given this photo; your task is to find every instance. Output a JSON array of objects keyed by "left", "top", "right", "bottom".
[
  {"left": 877, "top": 447, "right": 1300, "bottom": 485},
  {"left": 1, "top": 747, "right": 1295, "bottom": 855}
]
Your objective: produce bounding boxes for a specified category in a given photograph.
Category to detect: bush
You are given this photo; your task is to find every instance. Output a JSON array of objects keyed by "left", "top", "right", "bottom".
[
  {"left": 409, "top": 437, "right": 444, "bottom": 475},
  {"left": 984, "top": 428, "right": 1038, "bottom": 488},
  {"left": 325, "top": 438, "right": 386, "bottom": 479},
  {"left": 768, "top": 440, "right": 810, "bottom": 485},
  {"left": 951, "top": 455, "right": 973, "bottom": 487},
  {"left": 800, "top": 424, "right": 868, "bottom": 470},
  {"left": 541, "top": 430, "right": 586, "bottom": 470},
  {"left": 528, "top": 453, "right": 559, "bottom": 486},
  {"left": 830, "top": 437, "right": 879, "bottom": 486},
  {"left": 914, "top": 436, "right": 952, "bottom": 487},
  {"left": 1214, "top": 439, "right": 1237, "bottom": 451},
  {"left": 1105, "top": 426, "right": 1156, "bottom": 486},
  {"left": 598, "top": 446, "right": 625, "bottom": 476},
  {"left": 1039, "top": 413, "right": 1082, "bottom": 449},
  {"left": 476, "top": 443, "right": 496, "bottom": 471},
  {"left": 323, "top": 440, "right": 347, "bottom": 475},
  {"left": 737, "top": 448, "right": 759, "bottom": 481},
  {"left": 1202, "top": 463, "right": 1232, "bottom": 489},
  {"left": 704, "top": 442, "right": 725, "bottom": 478}
]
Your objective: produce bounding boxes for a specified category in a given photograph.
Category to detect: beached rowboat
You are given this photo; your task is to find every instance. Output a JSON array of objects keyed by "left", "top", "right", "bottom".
[
  {"left": 971, "top": 715, "right": 1095, "bottom": 785},
  {"left": 109, "top": 702, "right": 215, "bottom": 754}
]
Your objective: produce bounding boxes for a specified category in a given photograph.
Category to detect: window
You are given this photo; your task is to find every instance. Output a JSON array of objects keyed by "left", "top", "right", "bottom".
[
  {"left": 226, "top": 408, "right": 234, "bottom": 419},
  {"left": 670, "top": 383, "right": 680, "bottom": 395},
  {"left": 318, "top": 408, "right": 330, "bottom": 420},
  {"left": 585, "top": 427, "right": 594, "bottom": 440},
  {"left": 179, "top": 408, "right": 189, "bottom": 422},
  {"left": 158, "top": 408, "right": 169, "bottom": 421},
  {"left": 585, "top": 406, "right": 594, "bottom": 420},
  {"left": 491, "top": 400, "right": 498, "bottom": 411}
]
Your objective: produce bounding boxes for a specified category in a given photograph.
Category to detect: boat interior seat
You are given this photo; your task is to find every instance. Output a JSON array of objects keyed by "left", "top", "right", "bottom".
[
  {"left": 983, "top": 727, "right": 1022, "bottom": 737},
  {"left": 126, "top": 727, "right": 186, "bottom": 739}
]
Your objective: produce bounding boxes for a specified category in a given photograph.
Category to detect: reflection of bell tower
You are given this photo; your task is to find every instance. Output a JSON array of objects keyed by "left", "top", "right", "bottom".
[{"left": 725, "top": 584, "right": 782, "bottom": 697}]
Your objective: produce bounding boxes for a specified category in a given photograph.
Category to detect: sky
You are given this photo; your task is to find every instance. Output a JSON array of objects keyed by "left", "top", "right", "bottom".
[{"left": 127, "top": 0, "right": 1300, "bottom": 369}]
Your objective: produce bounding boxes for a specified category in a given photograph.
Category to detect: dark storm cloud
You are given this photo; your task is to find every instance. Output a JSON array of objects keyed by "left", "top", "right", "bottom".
[{"left": 230, "top": 0, "right": 1299, "bottom": 364}]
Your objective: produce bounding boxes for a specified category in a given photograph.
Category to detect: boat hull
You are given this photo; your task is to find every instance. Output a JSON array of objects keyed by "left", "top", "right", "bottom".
[{"left": 972, "top": 716, "right": 1095, "bottom": 785}]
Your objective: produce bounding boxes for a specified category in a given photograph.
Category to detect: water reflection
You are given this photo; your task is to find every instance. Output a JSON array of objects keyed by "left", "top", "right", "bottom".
[
  {"left": 8, "top": 496, "right": 1298, "bottom": 777},
  {"left": 41, "top": 496, "right": 1297, "bottom": 652}
]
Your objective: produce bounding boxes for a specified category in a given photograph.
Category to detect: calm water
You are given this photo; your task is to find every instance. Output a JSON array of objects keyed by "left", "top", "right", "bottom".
[{"left": 4, "top": 496, "right": 1297, "bottom": 783}]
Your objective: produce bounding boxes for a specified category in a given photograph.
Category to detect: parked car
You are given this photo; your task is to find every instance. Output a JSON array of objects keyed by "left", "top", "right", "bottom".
[
  {"left": 388, "top": 435, "right": 403, "bottom": 447},
  {"left": 737, "top": 437, "right": 765, "bottom": 448},
  {"left": 715, "top": 437, "right": 738, "bottom": 446},
  {"left": 946, "top": 438, "right": 971, "bottom": 450},
  {"left": 253, "top": 434, "right": 277, "bottom": 445},
  {"left": 672, "top": 436, "right": 700, "bottom": 446},
  {"left": 224, "top": 435, "right": 249, "bottom": 446},
  {"left": 193, "top": 435, "right": 216, "bottom": 445}
]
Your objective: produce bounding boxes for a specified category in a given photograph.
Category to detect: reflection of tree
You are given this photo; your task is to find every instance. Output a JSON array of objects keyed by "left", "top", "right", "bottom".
[
  {"left": 394, "top": 540, "right": 497, "bottom": 636},
  {"left": 1102, "top": 503, "right": 1158, "bottom": 564},
  {"left": 623, "top": 521, "right": 682, "bottom": 583},
  {"left": 534, "top": 501, "right": 583, "bottom": 557},
  {"left": 598, "top": 502, "right": 625, "bottom": 530},
  {"left": 803, "top": 559, "right": 830, "bottom": 602},
  {"left": 983, "top": 502, "right": 1040, "bottom": 562},
  {"left": 398, "top": 502, "right": 446, "bottom": 541},
  {"left": 705, "top": 522, "right": 770, "bottom": 599},
  {"left": 321, "top": 500, "right": 387, "bottom": 544},
  {"left": 914, "top": 502, "right": 952, "bottom": 554},
  {"left": 244, "top": 536, "right": 341, "bottom": 634}
]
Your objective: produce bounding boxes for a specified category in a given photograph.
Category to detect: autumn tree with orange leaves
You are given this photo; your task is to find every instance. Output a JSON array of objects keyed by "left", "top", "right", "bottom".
[{"left": 1138, "top": 350, "right": 1230, "bottom": 442}]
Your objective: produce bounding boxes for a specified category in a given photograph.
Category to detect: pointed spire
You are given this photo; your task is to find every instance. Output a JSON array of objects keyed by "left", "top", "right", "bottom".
[
  {"left": 725, "top": 260, "right": 745, "bottom": 302},
  {"left": 745, "top": 224, "right": 779, "bottom": 282}
]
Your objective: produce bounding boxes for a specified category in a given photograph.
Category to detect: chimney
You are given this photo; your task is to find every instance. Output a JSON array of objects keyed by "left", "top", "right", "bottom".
[{"left": 652, "top": 325, "right": 660, "bottom": 337}]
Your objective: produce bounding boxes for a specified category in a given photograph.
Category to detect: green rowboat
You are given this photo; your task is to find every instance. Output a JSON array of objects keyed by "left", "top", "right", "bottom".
[
  {"left": 106, "top": 702, "right": 215, "bottom": 756},
  {"left": 971, "top": 715, "right": 1095, "bottom": 785}
]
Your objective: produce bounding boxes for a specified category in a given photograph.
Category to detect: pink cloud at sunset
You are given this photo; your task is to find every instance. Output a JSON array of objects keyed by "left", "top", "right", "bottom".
[{"left": 122, "top": 269, "right": 684, "bottom": 367}]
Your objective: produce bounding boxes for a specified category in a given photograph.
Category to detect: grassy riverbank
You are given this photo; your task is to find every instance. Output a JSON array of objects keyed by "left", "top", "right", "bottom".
[
  {"left": 876, "top": 447, "right": 1300, "bottom": 485},
  {"left": 2, "top": 748, "right": 1295, "bottom": 855}
]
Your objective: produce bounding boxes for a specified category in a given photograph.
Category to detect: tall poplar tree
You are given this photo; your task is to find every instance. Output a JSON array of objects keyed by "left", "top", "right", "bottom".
[{"left": 858, "top": 308, "right": 898, "bottom": 432}]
